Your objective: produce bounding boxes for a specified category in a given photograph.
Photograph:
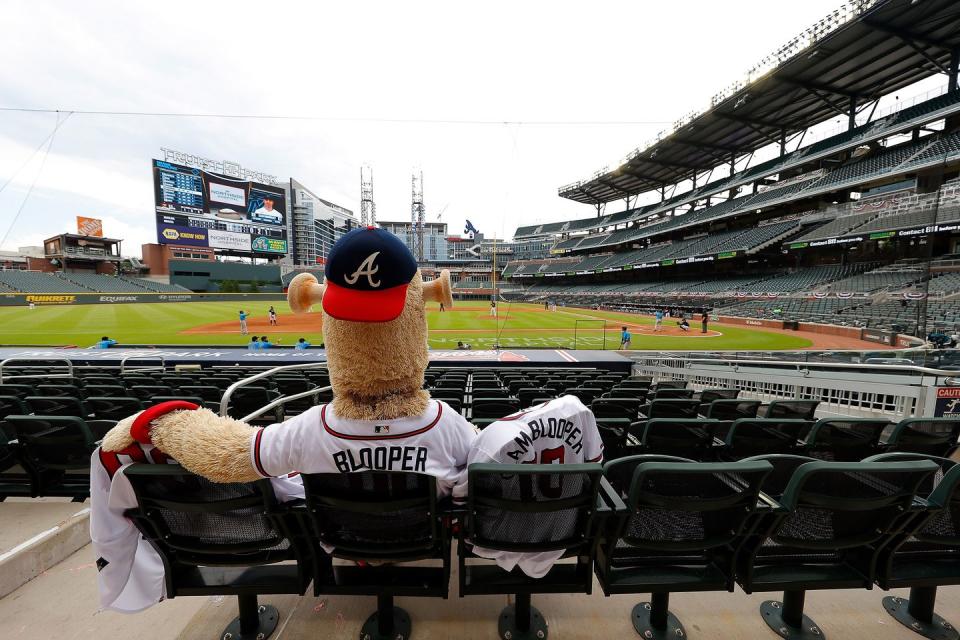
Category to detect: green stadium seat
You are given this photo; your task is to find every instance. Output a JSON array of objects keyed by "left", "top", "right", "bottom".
[
  {"left": 83, "top": 385, "right": 129, "bottom": 398},
  {"left": 129, "top": 385, "right": 175, "bottom": 401},
  {"left": 632, "top": 418, "right": 724, "bottom": 459},
  {"left": 86, "top": 396, "right": 144, "bottom": 422},
  {"left": 759, "top": 399, "right": 820, "bottom": 420},
  {"left": 24, "top": 396, "right": 88, "bottom": 418},
  {"left": 702, "top": 399, "right": 761, "bottom": 421},
  {"left": 696, "top": 388, "right": 740, "bottom": 404},
  {"left": 459, "top": 463, "right": 606, "bottom": 640},
  {"left": 885, "top": 418, "right": 960, "bottom": 457},
  {"left": 471, "top": 397, "right": 520, "bottom": 420},
  {"left": 36, "top": 384, "right": 86, "bottom": 399},
  {"left": 864, "top": 453, "right": 960, "bottom": 639},
  {"left": 5, "top": 415, "right": 98, "bottom": 500},
  {"left": 803, "top": 418, "right": 892, "bottom": 461},
  {"left": 0, "top": 384, "right": 36, "bottom": 399},
  {"left": 639, "top": 398, "right": 701, "bottom": 419},
  {"left": 597, "top": 457, "right": 772, "bottom": 639},
  {"left": 736, "top": 459, "right": 939, "bottom": 639},
  {"left": 122, "top": 464, "right": 314, "bottom": 640},
  {"left": 652, "top": 388, "right": 695, "bottom": 400},
  {"left": 721, "top": 418, "right": 812, "bottom": 459},
  {"left": 300, "top": 471, "right": 451, "bottom": 640}
]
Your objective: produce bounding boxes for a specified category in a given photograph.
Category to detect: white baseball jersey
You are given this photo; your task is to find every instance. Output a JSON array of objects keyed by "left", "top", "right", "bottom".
[
  {"left": 250, "top": 400, "right": 478, "bottom": 501},
  {"left": 89, "top": 443, "right": 303, "bottom": 613},
  {"left": 466, "top": 395, "right": 604, "bottom": 578}
]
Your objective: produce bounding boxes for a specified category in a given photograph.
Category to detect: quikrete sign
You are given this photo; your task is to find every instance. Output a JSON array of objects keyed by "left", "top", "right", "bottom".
[
  {"left": 935, "top": 387, "right": 960, "bottom": 418},
  {"left": 25, "top": 295, "right": 77, "bottom": 305}
]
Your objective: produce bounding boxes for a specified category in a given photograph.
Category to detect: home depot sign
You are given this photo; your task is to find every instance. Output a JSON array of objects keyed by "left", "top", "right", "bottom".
[{"left": 77, "top": 216, "right": 104, "bottom": 237}]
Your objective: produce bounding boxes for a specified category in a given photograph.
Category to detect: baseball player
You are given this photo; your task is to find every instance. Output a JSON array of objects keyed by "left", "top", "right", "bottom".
[
  {"left": 238, "top": 310, "right": 248, "bottom": 334},
  {"left": 465, "top": 395, "right": 603, "bottom": 578},
  {"left": 89, "top": 435, "right": 303, "bottom": 612},
  {"left": 268, "top": 306, "right": 278, "bottom": 326},
  {"left": 654, "top": 308, "right": 664, "bottom": 331}
]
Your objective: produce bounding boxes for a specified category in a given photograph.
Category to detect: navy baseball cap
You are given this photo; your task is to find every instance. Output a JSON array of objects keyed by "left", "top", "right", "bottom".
[{"left": 323, "top": 226, "right": 418, "bottom": 322}]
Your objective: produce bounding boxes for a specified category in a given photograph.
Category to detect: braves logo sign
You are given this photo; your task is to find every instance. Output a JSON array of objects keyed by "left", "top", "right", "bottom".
[{"left": 345, "top": 252, "right": 381, "bottom": 288}]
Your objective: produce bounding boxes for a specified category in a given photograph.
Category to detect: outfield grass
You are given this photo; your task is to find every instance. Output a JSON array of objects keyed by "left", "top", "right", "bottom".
[{"left": 0, "top": 301, "right": 813, "bottom": 350}]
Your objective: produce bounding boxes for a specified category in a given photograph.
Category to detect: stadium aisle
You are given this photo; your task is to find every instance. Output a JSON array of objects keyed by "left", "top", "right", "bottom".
[
  {"left": 174, "top": 549, "right": 960, "bottom": 640},
  {"left": 0, "top": 545, "right": 204, "bottom": 639}
]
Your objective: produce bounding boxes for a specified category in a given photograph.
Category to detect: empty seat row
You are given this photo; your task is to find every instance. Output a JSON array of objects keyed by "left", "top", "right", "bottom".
[{"left": 114, "top": 454, "right": 960, "bottom": 640}]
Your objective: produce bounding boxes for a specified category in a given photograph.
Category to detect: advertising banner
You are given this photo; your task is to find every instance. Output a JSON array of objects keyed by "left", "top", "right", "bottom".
[
  {"left": 157, "top": 224, "right": 210, "bottom": 247},
  {"left": 208, "top": 229, "right": 252, "bottom": 252},
  {"left": 77, "top": 216, "right": 104, "bottom": 237}
]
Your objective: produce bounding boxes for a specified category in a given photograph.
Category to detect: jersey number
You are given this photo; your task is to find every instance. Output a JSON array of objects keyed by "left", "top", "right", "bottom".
[{"left": 520, "top": 446, "right": 565, "bottom": 499}]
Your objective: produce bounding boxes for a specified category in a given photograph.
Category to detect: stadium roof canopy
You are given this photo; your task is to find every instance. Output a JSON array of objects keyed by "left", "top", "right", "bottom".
[{"left": 559, "top": 0, "right": 960, "bottom": 206}]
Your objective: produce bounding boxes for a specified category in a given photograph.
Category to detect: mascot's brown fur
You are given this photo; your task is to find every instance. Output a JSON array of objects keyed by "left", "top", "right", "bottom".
[{"left": 102, "top": 268, "right": 453, "bottom": 483}]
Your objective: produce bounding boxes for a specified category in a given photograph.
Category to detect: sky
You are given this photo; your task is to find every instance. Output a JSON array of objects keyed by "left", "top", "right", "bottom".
[{"left": 0, "top": 0, "right": 876, "bottom": 253}]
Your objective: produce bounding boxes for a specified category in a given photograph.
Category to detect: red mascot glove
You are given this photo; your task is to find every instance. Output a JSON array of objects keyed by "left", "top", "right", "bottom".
[{"left": 129, "top": 400, "right": 200, "bottom": 445}]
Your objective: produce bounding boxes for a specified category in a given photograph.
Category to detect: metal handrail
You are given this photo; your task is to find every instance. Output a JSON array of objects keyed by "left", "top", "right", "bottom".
[
  {"left": 240, "top": 385, "right": 333, "bottom": 422},
  {"left": 0, "top": 357, "right": 73, "bottom": 383},
  {"left": 632, "top": 355, "right": 957, "bottom": 377},
  {"left": 219, "top": 363, "right": 329, "bottom": 418},
  {"left": 120, "top": 354, "right": 167, "bottom": 374}
]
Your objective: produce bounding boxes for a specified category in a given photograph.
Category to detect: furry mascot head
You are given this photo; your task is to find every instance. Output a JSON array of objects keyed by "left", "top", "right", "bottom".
[
  {"left": 288, "top": 227, "right": 452, "bottom": 420},
  {"left": 101, "top": 226, "right": 454, "bottom": 483}
]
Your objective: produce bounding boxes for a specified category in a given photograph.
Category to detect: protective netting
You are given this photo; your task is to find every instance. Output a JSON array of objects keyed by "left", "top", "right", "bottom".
[{"left": 471, "top": 470, "right": 593, "bottom": 547}]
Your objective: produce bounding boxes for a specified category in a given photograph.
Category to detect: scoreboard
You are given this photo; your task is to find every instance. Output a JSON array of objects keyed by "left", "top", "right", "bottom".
[{"left": 152, "top": 159, "right": 288, "bottom": 255}]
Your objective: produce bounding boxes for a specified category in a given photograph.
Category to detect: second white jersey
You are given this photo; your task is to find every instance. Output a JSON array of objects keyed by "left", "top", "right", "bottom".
[
  {"left": 251, "top": 400, "right": 478, "bottom": 500},
  {"left": 467, "top": 395, "right": 603, "bottom": 578},
  {"left": 90, "top": 444, "right": 303, "bottom": 613}
]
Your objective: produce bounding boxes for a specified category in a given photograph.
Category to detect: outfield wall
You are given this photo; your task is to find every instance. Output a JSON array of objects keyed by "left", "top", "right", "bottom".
[{"left": 0, "top": 292, "right": 287, "bottom": 306}]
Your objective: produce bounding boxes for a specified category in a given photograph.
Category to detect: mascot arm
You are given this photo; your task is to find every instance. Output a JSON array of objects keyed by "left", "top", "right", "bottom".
[{"left": 101, "top": 408, "right": 262, "bottom": 483}]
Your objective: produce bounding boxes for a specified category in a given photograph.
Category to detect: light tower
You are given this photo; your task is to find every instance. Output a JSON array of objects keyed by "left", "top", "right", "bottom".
[
  {"left": 411, "top": 170, "right": 425, "bottom": 262},
  {"left": 360, "top": 165, "right": 376, "bottom": 226}
]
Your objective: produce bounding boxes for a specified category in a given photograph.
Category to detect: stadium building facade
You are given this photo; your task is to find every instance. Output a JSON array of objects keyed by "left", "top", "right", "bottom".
[{"left": 286, "top": 178, "right": 355, "bottom": 266}]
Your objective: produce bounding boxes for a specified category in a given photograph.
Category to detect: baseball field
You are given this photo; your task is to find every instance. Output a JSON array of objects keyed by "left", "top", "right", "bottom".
[{"left": 0, "top": 300, "right": 818, "bottom": 350}]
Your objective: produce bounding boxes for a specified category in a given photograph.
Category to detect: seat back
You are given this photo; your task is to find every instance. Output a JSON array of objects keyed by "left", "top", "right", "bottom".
[
  {"left": 771, "top": 460, "right": 939, "bottom": 550},
  {"left": 887, "top": 418, "right": 960, "bottom": 457},
  {"left": 603, "top": 454, "right": 695, "bottom": 495},
  {"left": 123, "top": 464, "right": 307, "bottom": 575},
  {"left": 638, "top": 419, "right": 721, "bottom": 459},
  {"left": 25, "top": 396, "right": 87, "bottom": 418},
  {"left": 647, "top": 399, "right": 701, "bottom": 419},
  {"left": 566, "top": 387, "right": 603, "bottom": 404},
  {"left": 179, "top": 386, "right": 224, "bottom": 404},
  {"left": 699, "top": 388, "right": 740, "bottom": 405},
  {"left": 0, "top": 395, "right": 27, "bottom": 421},
  {"left": 740, "top": 454, "right": 819, "bottom": 501},
  {"left": 764, "top": 400, "right": 820, "bottom": 420},
  {"left": 653, "top": 388, "right": 695, "bottom": 400},
  {"left": 653, "top": 380, "right": 688, "bottom": 390},
  {"left": 37, "top": 384, "right": 85, "bottom": 399},
  {"left": 0, "top": 384, "right": 36, "bottom": 399},
  {"left": 705, "top": 399, "right": 761, "bottom": 420},
  {"left": 83, "top": 385, "right": 128, "bottom": 398},
  {"left": 518, "top": 388, "right": 553, "bottom": 407},
  {"left": 300, "top": 471, "right": 442, "bottom": 561},
  {"left": 129, "top": 385, "right": 175, "bottom": 401},
  {"left": 5, "top": 415, "right": 96, "bottom": 471},
  {"left": 466, "top": 463, "right": 602, "bottom": 553},
  {"left": 86, "top": 396, "right": 145, "bottom": 421},
  {"left": 591, "top": 398, "right": 636, "bottom": 420},
  {"left": 471, "top": 398, "right": 521, "bottom": 419},
  {"left": 725, "top": 419, "right": 812, "bottom": 458},
  {"left": 804, "top": 418, "right": 891, "bottom": 461},
  {"left": 618, "top": 460, "right": 771, "bottom": 552}
]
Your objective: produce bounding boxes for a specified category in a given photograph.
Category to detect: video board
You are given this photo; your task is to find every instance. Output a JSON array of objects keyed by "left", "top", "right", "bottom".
[{"left": 152, "top": 159, "right": 288, "bottom": 255}]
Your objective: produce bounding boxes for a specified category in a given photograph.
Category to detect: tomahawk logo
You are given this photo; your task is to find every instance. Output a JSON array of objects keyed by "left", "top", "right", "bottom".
[{"left": 344, "top": 251, "right": 382, "bottom": 288}]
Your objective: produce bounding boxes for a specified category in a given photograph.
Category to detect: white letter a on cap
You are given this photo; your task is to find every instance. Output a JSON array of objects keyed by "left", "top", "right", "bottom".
[{"left": 345, "top": 252, "right": 381, "bottom": 288}]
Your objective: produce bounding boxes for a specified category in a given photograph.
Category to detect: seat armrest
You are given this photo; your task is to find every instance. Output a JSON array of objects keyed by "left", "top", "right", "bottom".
[
  {"left": 757, "top": 491, "right": 786, "bottom": 513},
  {"left": 597, "top": 477, "right": 628, "bottom": 515}
]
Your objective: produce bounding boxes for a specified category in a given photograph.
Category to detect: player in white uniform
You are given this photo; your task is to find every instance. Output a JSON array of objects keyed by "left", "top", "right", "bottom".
[
  {"left": 465, "top": 394, "right": 603, "bottom": 578},
  {"left": 251, "top": 399, "right": 477, "bottom": 501},
  {"left": 89, "top": 441, "right": 303, "bottom": 613}
]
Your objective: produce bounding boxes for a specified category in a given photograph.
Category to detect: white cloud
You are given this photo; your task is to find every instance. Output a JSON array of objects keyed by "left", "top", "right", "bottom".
[{"left": 0, "top": 0, "right": 870, "bottom": 251}]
